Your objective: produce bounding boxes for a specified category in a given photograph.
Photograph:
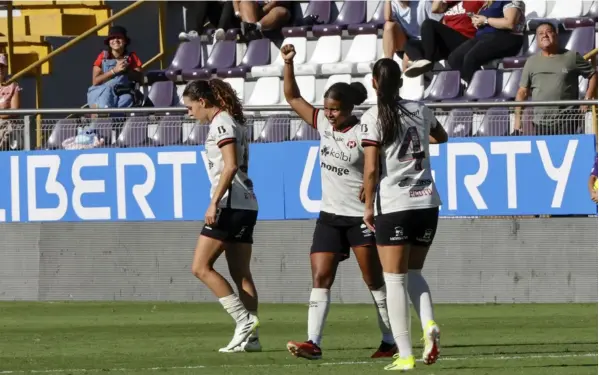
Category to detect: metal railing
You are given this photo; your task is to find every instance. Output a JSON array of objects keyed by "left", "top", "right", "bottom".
[{"left": 0, "top": 100, "right": 595, "bottom": 151}]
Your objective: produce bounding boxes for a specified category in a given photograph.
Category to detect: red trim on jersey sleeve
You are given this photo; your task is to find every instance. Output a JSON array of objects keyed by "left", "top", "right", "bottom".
[
  {"left": 311, "top": 108, "right": 319, "bottom": 129},
  {"left": 361, "top": 139, "right": 380, "bottom": 147},
  {"left": 93, "top": 52, "right": 105, "bottom": 67},
  {"left": 217, "top": 138, "right": 236, "bottom": 148}
]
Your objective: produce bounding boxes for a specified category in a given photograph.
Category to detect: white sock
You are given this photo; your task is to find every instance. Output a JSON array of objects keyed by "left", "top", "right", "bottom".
[
  {"left": 307, "top": 288, "right": 330, "bottom": 346},
  {"left": 370, "top": 286, "right": 394, "bottom": 344},
  {"left": 248, "top": 310, "right": 259, "bottom": 339},
  {"left": 408, "top": 269, "right": 434, "bottom": 331},
  {"left": 219, "top": 294, "right": 249, "bottom": 324},
  {"left": 256, "top": 22, "right": 262, "bottom": 30},
  {"left": 384, "top": 272, "right": 413, "bottom": 358}
]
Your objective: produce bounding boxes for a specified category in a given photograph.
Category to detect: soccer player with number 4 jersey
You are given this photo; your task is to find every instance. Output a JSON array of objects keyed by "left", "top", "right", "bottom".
[
  {"left": 183, "top": 79, "right": 261, "bottom": 354},
  {"left": 359, "top": 58, "right": 449, "bottom": 371},
  {"left": 280, "top": 44, "right": 398, "bottom": 360}
]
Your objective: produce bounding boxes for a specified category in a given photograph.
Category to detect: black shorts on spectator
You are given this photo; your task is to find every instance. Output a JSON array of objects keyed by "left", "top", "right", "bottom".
[
  {"left": 237, "top": 0, "right": 291, "bottom": 41},
  {"left": 180, "top": 1, "right": 238, "bottom": 42}
]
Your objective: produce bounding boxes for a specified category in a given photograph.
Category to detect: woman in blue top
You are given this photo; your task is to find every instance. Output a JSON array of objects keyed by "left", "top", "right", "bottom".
[{"left": 447, "top": 0, "right": 525, "bottom": 84}]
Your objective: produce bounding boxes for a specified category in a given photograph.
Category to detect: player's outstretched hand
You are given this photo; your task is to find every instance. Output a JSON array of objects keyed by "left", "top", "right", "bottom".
[{"left": 280, "top": 44, "right": 296, "bottom": 63}]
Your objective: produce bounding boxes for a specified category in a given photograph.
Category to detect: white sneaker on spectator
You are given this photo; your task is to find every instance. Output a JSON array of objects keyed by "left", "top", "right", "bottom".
[
  {"left": 403, "top": 59, "right": 433, "bottom": 78},
  {"left": 213, "top": 28, "right": 226, "bottom": 44},
  {"left": 178, "top": 30, "right": 200, "bottom": 42}
]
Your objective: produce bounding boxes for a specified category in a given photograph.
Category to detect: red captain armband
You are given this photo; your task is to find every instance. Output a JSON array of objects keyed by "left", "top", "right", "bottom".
[
  {"left": 217, "top": 138, "right": 236, "bottom": 148},
  {"left": 361, "top": 139, "right": 380, "bottom": 147}
]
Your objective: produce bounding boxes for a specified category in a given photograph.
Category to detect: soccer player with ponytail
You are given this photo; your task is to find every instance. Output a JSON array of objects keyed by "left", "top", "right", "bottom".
[
  {"left": 281, "top": 44, "right": 397, "bottom": 360},
  {"left": 359, "top": 58, "right": 448, "bottom": 371}
]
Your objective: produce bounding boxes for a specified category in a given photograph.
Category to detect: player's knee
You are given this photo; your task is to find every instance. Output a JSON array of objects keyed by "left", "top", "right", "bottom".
[
  {"left": 191, "top": 263, "right": 212, "bottom": 281},
  {"left": 363, "top": 274, "right": 385, "bottom": 290},
  {"left": 383, "top": 20, "right": 397, "bottom": 33},
  {"left": 312, "top": 270, "right": 334, "bottom": 289}
]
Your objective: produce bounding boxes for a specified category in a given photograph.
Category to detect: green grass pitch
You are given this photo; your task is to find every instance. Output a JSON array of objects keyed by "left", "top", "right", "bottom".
[{"left": 0, "top": 302, "right": 596, "bottom": 374}]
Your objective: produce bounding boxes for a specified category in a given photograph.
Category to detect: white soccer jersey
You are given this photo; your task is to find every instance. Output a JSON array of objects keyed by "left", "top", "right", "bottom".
[
  {"left": 313, "top": 109, "right": 365, "bottom": 217},
  {"left": 204, "top": 111, "right": 258, "bottom": 211},
  {"left": 358, "top": 100, "right": 441, "bottom": 215}
]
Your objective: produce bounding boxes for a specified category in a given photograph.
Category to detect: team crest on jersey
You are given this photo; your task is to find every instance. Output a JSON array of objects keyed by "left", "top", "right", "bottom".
[{"left": 347, "top": 140, "right": 357, "bottom": 149}]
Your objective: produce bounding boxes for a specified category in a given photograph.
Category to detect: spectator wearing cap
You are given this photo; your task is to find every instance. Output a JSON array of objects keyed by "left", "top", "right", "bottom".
[
  {"left": 0, "top": 53, "right": 22, "bottom": 150},
  {"left": 87, "top": 25, "right": 143, "bottom": 110},
  {"left": 589, "top": 152, "right": 598, "bottom": 203},
  {"left": 382, "top": 0, "right": 442, "bottom": 71},
  {"left": 515, "top": 22, "right": 597, "bottom": 135},
  {"left": 234, "top": 0, "right": 292, "bottom": 41},
  {"left": 403, "top": 0, "right": 485, "bottom": 78}
]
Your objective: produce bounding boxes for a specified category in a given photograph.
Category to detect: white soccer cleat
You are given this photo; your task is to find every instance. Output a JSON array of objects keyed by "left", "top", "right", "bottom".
[
  {"left": 219, "top": 337, "right": 262, "bottom": 353},
  {"left": 220, "top": 315, "right": 260, "bottom": 351},
  {"left": 422, "top": 320, "right": 440, "bottom": 365}
]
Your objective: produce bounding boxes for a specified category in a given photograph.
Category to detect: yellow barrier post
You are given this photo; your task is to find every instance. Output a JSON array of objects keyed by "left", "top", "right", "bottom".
[
  {"left": 158, "top": 0, "right": 167, "bottom": 69},
  {"left": 35, "top": 67, "right": 42, "bottom": 148},
  {"left": 6, "top": 0, "right": 13, "bottom": 75}
]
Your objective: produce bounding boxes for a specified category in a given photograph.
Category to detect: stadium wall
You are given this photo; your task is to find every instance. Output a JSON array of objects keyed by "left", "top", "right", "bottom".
[{"left": 1, "top": 218, "right": 596, "bottom": 303}]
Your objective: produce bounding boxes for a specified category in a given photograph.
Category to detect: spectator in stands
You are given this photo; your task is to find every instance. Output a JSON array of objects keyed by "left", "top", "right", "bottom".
[
  {"left": 514, "top": 22, "right": 597, "bottom": 135},
  {"left": 178, "top": 1, "right": 238, "bottom": 43},
  {"left": 87, "top": 26, "right": 143, "bottom": 110},
  {"left": 447, "top": 1, "right": 526, "bottom": 85},
  {"left": 382, "top": 0, "right": 442, "bottom": 70},
  {"left": 589, "top": 152, "right": 598, "bottom": 203},
  {"left": 0, "top": 53, "right": 21, "bottom": 150},
  {"left": 234, "top": 0, "right": 291, "bottom": 40},
  {"left": 403, "top": 0, "right": 485, "bottom": 78}
]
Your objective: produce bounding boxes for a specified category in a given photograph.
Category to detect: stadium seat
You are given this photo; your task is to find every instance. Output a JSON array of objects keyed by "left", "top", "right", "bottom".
[
  {"left": 246, "top": 77, "right": 281, "bottom": 106},
  {"left": 363, "top": 74, "right": 376, "bottom": 104},
  {"left": 294, "top": 35, "right": 342, "bottom": 76},
  {"left": 282, "top": 0, "right": 333, "bottom": 37},
  {"left": 89, "top": 118, "right": 115, "bottom": 145},
  {"left": 184, "top": 123, "right": 210, "bottom": 145},
  {"left": 547, "top": 0, "right": 584, "bottom": 19},
  {"left": 496, "top": 69, "right": 523, "bottom": 101},
  {"left": 217, "top": 38, "right": 270, "bottom": 78},
  {"left": 320, "top": 34, "right": 378, "bottom": 75},
  {"left": 424, "top": 71, "right": 462, "bottom": 101},
  {"left": 461, "top": 70, "right": 500, "bottom": 101},
  {"left": 312, "top": 1, "right": 367, "bottom": 37},
  {"left": 254, "top": 114, "right": 291, "bottom": 142},
  {"left": 316, "top": 74, "right": 351, "bottom": 104},
  {"left": 181, "top": 40, "right": 236, "bottom": 81},
  {"left": 475, "top": 107, "right": 510, "bottom": 137},
  {"left": 251, "top": 37, "right": 308, "bottom": 78},
  {"left": 347, "top": 1, "right": 385, "bottom": 36},
  {"left": 223, "top": 78, "right": 245, "bottom": 102},
  {"left": 400, "top": 76, "right": 425, "bottom": 101},
  {"left": 291, "top": 121, "right": 320, "bottom": 141},
  {"left": 525, "top": 0, "right": 548, "bottom": 20},
  {"left": 564, "top": 26, "right": 596, "bottom": 55},
  {"left": 153, "top": 116, "right": 183, "bottom": 146},
  {"left": 165, "top": 40, "right": 203, "bottom": 82},
  {"left": 445, "top": 109, "right": 473, "bottom": 137},
  {"left": 47, "top": 118, "right": 80, "bottom": 149}
]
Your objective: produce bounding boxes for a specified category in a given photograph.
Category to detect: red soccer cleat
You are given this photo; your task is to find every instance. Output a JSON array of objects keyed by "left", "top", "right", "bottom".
[
  {"left": 286, "top": 340, "right": 323, "bottom": 360},
  {"left": 371, "top": 341, "right": 398, "bottom": 358}
]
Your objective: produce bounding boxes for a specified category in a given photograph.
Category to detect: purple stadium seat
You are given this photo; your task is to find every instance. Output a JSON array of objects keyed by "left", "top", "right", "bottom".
[
  {"left": 563, "top": 17, "right": 596, "bottom": 29},
  {"left": 117, "top": 81, "right": 175, "bottom": 147},
  {"left": 184, "top": 124, "right": 210, "bottom": 145},
  {"left": 564, "top": 26, "right": 595, "bottom": 56},
  {"left": 254, "top": 115, "right": 290, "bottom": 142},
  {"left": 496, "top": 69, "right": 523, "bottom": 100},
  {"left": 88, "top": 118, "right": 114, "bottom": 144},
  {"left": 291, "top": 122, "right": 320, "bottom": 141},
  {"left": 424, "top": 71, "right": 462, "bottom": 101},
  {"left": 181, "top": 40, "right": 236, "bottom": 81},
  {"left": 312, "top": 1, "right": 367, "bottom": 37},
  {"left": 47, "top": 119, "right": 80, "bottom": 149},
  {"left": 476, "top": 108, "right": 510, "bottom": 137},
  {"left": 282, "top": 1, "right": 333, "bottom": 37},
  {"left": 216, "top": 38, "right": 270, "bottom": 78},
  {"left": 165, "top": 40, "right": 202, "bottom": 81},
  {"left": 226, "top": 28, "right": 242, "bottom": 41},
  {"left": 154, "top": 116, "right": 183, "bottom": 146},
  {"left": 462, "top": 70, "right": 499, "bottom": 100},
  {"left": 445, "top": 109, "right": 473, "bottom": 137},
  {"left": 347, "top": 1, "right": 385, "bottom": 35}
]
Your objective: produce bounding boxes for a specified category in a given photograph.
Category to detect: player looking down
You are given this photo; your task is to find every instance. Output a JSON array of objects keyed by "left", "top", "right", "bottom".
[
  {"left": 183, "top": 79, "right": 261, "bottom": 354},
  {"left": 280, "top": 44, "right": 397, "bottom": 360},
  {"left": 359, "top": 58, "right": 448, "bottom": 371}
]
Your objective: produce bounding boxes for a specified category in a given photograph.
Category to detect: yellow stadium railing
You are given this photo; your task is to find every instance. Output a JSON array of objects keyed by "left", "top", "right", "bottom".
[{"left": 583, "top": 48, "right": 598, "bottom": 147}]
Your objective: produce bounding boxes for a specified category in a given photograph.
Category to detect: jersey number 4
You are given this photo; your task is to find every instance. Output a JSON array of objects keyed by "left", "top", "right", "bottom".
[{"left": 397, "top": 126, "right": 425, "bottom": 171}]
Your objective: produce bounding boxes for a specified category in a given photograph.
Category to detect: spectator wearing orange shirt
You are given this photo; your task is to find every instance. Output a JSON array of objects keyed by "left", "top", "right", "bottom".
[{"left": 87, "top": 26, "right": 143, "bottom": 109}]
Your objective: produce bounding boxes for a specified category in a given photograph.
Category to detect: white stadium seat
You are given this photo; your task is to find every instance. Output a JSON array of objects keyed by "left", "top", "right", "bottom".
[
  {"left": 251, "top": 37, "right": 308, "bottom": 78},
  {"left": 400, "top": 76, "right": 425, "bottom": 101},
  {"left": 247, "top": 77, "right": 281, "bottom": 106},
  {"left": 223, "top": 77, "right": 245, "bottom": 103},
  {"left": 363, "top": 74, "right": 376, "bottom": 105},
  {"left": 294, "top": 35, "right": 342, "bottom": 76},
  {"left": 278, "top": 75, "right": 316, "bottom": 104},
  {"left": 321, "top": 34, "right": 378, "bottom": 75},
  {"left": 316, "top": 74, "right": 352, "bottom": 104},
  {"left": 525, "top": 0, "right": 548, "bottom": 20},
  {"left": 547, "top": 0, "right": 584, "bottom": 18}
]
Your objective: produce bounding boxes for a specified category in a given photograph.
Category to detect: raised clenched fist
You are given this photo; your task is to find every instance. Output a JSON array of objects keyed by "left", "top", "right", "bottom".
[{"left": 280, "top": 44, "right": 296, "bottom": 63}]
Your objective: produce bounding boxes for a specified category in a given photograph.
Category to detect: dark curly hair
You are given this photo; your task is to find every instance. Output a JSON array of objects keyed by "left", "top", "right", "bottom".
[
  {"left": 182, "top": 79, "right": 246, "bottom": 125},
  {"left": 324, "top": 82, "right": 368, "bottom": 110}
]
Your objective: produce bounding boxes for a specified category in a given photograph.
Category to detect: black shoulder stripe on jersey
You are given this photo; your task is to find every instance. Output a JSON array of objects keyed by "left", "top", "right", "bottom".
[
  {"left": 361, "top": 139, "right": 380, "bottom": 147},
  {"left": 311, "top": 108, "right": 319, "bottom": 129},
  {"left": 217, "top": 138, "right": 236, "bottom": 148}
]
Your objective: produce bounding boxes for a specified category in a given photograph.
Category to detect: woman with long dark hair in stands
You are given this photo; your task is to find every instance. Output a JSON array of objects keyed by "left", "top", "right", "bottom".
[
  {"left": 359, "top": 58, "right": 448, "bottom": 371},
  {"left": 280, "top": 44, "right": 398, "bottom": 360},
  {"left": 183, "top": 79, "right": 261, "bottom": 354}
]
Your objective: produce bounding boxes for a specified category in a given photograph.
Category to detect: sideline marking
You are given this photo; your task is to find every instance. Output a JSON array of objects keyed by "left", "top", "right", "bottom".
[{"left": 0, "top": 352, "right": 596, "bottom": 374}]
